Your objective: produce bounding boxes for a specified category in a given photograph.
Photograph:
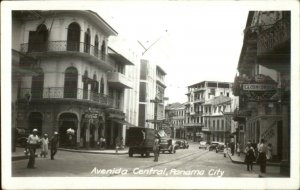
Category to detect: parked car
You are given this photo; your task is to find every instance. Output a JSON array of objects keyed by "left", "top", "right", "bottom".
[
  {"left": 175, "top": 140, "right": 183, "bottom": 149},
  {"left": 216, "top": 142, "right": 225, "bottom": 153},
  {"left": 183, "top": 140, "right": 189, "bottom": 149},
  {"left": 16, "top": 127, "right": 30, "bottom": 147},
  {"left": 208, "top": 141, "right": 220, "bottom": 151},
  {"left": 199, "top": 141, "right": 208, "bottom": 149},
  {"left": 159, "top": 138, "right": 176, "bottom": 154}
]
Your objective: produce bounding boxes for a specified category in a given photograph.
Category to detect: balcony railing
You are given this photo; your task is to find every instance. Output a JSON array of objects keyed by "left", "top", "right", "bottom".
[
  {"left": 194, "top": 98, "right": 205, "bottom": 103},
  {"left": 20, "top": 41, "right": 114, "bottom": 66},
  {"left": 19, "top": 87, "right": 114, "bottom": 107},
  {"left": 257, "top": 18, "right": 290, "bottom": 56}
]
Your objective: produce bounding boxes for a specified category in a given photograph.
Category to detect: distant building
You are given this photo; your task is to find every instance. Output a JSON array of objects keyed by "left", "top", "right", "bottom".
[
  {"left": 12, "top": 10, "right": 137, "bottom": 149},
  {"left": 233, "top": 11, "right": 290, "bottom": 175},
  {"left": 165, "top": 103, "right": 185, "bottom": 139},
  {"left": 185, "top": 81, "right": 236, "bottom": 142},
  {"left": 138, "top": 60, "right": 167, "bottom": 129}
]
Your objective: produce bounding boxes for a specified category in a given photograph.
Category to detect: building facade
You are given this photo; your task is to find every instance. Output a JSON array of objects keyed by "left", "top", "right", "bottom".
[
  {"left": 165, "top": 103, "right": 185, "bottom": 139},
  {"left": 138, "top": 60, "right": 167, "bottom": 129},
  {"left": 232, "top": 11, "right": 290, "bottom": 175},
  {"left": 12, "top": 10, "right": 137, "bottom": 149},
  {"left": 185, "top": 81, "right": 235, "bottom": 142}
]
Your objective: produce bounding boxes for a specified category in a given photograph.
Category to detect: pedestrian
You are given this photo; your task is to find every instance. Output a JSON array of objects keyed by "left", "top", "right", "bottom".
[
  {"left": 115, "top": 136, "right": 121, "bottom": 153},
  {"left": 237, "top": 143, "right": 241, "bottom": 156},
  {"left": 50, "top": 131, "right": 59, "bottom": 160},
  {"left": 40, "top": 134, "right": 49, "bottom": 158},
  {"left": 120, "top": 137, "right": 124, "bottom": 150},
  {"left": 27, "top": 129, "right": 40, "bottom": 169},
  {"left": 244, "top": 142, "right": 256, "bottom": 171},
  {"left": 266, "top": 143, "right": 273, "bottom": 161},
  {"left": 257, "top": 139, "right": 267, "bottom": 173},
  {"left": 99, "top": 136, "right": 105, "bottom": 149},
  {"left": 153, "top": 136, "right": 160, "bottom": 162},
  {"left": 223, "top": 145, "right": 227, "bottom": 157},
  {"left": 230, "top": 142, "right": 235, "bottom": 156}
]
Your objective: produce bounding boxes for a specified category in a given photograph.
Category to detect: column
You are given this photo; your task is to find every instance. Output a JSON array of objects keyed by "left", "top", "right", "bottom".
[
  {"left": 85, "top": 120, "right": 90, "bottom": 148},
  {"left": 280, "top": 104, "right": 290, "bottom": 175},
  {"left": 76, "top": 120, "right": 81, "bottom": 148}
]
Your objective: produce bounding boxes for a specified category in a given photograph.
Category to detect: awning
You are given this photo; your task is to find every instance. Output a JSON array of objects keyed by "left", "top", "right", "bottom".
[{"left": 111, "top": 118, "right": 135, "bottom": 127}]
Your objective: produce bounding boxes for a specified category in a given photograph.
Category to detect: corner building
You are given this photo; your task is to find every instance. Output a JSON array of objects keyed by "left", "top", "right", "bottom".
[{"left": 13, "top": 10, "right": 133, "bottom": 149}]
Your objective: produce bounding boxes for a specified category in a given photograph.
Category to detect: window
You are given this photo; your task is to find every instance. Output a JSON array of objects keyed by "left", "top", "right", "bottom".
[
  {"left": 67, "top": 22, "right": 80, "bottom": 51},
  {"left": 82, "top": 70, "right": 88, "bottom": 99},
  {"left": 31, "top": 68, "right": 44, "bottom": 99},
  {"left": 28, "top": 24, "right": 48, "bottom": 52},
  {"left": 64, "top": 67, "right": 78, "bottom": 98},
  {"left": 84, "top": 29, "right": 91, "bottom": 53},
  {"left": 94, "top": 35, "right": 99, "bottom": 56},
  {"left": 100, "top": 77, "right": 104, "bottom": 94}
]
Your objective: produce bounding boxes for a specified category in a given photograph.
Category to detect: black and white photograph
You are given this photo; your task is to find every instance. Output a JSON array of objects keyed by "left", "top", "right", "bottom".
[{"left": 1, "top": 0, "right": 299, "bottom": 189}]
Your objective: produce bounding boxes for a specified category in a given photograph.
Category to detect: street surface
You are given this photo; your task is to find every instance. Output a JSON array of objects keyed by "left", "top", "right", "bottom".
[{"left": 12, "top": 143, "right": 278, "bottom": 177}]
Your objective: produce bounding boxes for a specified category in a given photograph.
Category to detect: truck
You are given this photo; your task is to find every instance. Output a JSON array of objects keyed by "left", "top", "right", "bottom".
[{"left": 126, "top": 127, "right": 155, "bottom": 157}]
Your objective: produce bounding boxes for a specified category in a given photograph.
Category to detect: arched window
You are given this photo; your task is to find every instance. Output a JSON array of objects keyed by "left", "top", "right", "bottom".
[
  {"left": 67, "top": 22, "right": 80, "bottom": 51},
  {"left": 28, "top": 24, "right": 48, "bottom": 52},
  {"left": 31, "top": 68, "right": 44, "bottom": 99},
  {"left": 64, "top": 67, "right": 78, "bottom": 98},
  {"left": 91, "top": 74, "right": 99, "bottom": 101},
  {"left": 82, "top": 70, "right": 88, "bottom": 100},
  {"left": 100, "top": 77, "right": 104, "bottom": 94},
  {"left": 101, "top": 40, "right": 106, "bottom": 59},
  {"left": 94, "top": 35, "right": 99, "bottom": 57},
  {"left": 84, "top": 28, "right": 91, "bottom": 53}
]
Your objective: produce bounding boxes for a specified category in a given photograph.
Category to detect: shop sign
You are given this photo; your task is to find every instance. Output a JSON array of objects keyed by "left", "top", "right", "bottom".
[
  {"left": 84, "top": 113, "right": 98, "bottom": 119},
  {"left": 243, "top": 84, "right": 276, "bottom": 91}
]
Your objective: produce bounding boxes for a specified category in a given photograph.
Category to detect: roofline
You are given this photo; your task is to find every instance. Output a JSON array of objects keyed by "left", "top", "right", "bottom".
[
  {"left": 156, "top": 65, "right": 167, "bottom": 75},
  {"left": 187, "top": 81, "right": 233, "bottom": 88}
]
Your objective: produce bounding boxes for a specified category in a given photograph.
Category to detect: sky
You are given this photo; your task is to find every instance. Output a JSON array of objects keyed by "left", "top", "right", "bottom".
[{"left": 95, "top": 2, "right": 249, "bottom": 103}]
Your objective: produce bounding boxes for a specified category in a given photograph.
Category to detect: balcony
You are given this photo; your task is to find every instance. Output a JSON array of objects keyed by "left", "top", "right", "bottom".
[
  {"left": 257, "top": 18, "right": 290, "bottom": 57},
  {"left": 20, "top": 41, "right": 114, "bottom": 70},
  {"left": 183, "top": 123, "right": 204, "bottom": 127},
  {"left": 107, "top": 72, "right": 132, "bottom": 89},
  {"left": 19, "top": 87, "right": 113, "bottom": 107},
  {"left": 194, "top": 98, "right": 205, "bottom": 103}
]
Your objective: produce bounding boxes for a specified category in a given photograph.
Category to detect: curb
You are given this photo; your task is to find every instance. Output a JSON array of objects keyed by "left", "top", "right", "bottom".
[
  {"left": 58, "top": 148, "right": 128, "bottom": 155},
  {"left": 228, "top": 153, "right": 280, "bottom": 166}
]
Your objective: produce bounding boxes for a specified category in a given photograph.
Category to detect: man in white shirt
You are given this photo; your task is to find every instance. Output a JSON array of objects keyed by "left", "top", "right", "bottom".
[{"left": 27, "top": 129, "right": 40, "bottom": 169}]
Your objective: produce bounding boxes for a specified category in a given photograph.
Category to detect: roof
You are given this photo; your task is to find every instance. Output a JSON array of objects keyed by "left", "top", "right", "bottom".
[
  {"left": 156, "top": 65, "right": 167, "bottom": 75},
  {"left": 188, "top": 81, "right": 232, "bottom": 88},
  {"left": 165, "top": 103, "right": 185, "bottom": 110},
  {"left": 108, "top": 47, "right": 134, "bottom": 65},
  {"left": 204, "top": 96, "right": 232, "bottom": 106}
]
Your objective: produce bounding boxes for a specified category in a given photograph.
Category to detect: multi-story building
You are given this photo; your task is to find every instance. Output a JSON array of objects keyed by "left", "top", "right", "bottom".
[
  {"left": 12, "top": 10, "right": 136, "bottom": 149},
  {"left": 202, "top": 95, "right": 239, "bottom": 145},
  {"left": 185, "top": 81, "right": 235, "bottom": 142},
  {"left": 165, "top": 103, "right": 185, "bottom": 139},
  {"left": 12, "top": 11, "right": 39, "bottom": 151},
  {"left": 138, "top": 59, "right": 167, "bottom": 129},
  {"left": 232, "top": 11, "right": 290, "bottom": 175}
]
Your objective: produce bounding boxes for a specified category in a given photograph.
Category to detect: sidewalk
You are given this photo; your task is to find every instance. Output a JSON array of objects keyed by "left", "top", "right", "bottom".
[
  {"left": 12, "top": 147, "right": 128, "bottom": 161},
  {"left": 227, "top": 152, "right": 287, "bottom": 177}
]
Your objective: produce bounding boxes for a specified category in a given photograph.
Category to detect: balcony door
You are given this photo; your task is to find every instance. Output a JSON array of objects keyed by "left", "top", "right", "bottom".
[
  {"left": 84, "top": 29, "right": 91, "bottom": 53},
  {"left": 28, "top": 24, "right": 48, "bottom": 52},
  {"left": 64, "top": 67, "right": 78, "bottom": 98},
  {"left": 31, "top": 68, "right": 44, "bottom": 99},
  {"left": 67, "top": 22, "right": 80, "bottom": 51}
]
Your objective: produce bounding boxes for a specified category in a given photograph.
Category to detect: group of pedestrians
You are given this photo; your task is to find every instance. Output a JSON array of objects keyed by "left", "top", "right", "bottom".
[
  {"left": 244, "top": 139, "right": 272, "bottom": 173},
  {"left": 26, "top": 129, "right": 59, "bottom": 169}
]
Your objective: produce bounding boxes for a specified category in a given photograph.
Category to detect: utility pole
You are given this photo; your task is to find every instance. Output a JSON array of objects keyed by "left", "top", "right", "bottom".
[{"left": 150, "top": 97, "right": 162, "bottom": 130}]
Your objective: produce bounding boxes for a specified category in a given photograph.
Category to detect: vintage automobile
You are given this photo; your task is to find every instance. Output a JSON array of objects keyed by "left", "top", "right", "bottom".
[
  {"left": 126, "top": 127, "right": 155, "bottom": 157},
  {"left": 159, "top": 138, "right": 177, "bottom": 154},
  {"left": 216, "top": 142, "right": 225, "bottom": 153},
  {"left": 16, "top": 127, "right": 30, "bottom": 147},
  {"left": 183, "top": 140, "right": 189, "bottom": 149},
  {"left": 208, "top": 141, "right": 220, "bottom": 151},
  {"left": 199, "top": 141, "right": 208, "bottom": 149},
  {"left": 175, "top": 140, "right": 189, "bottom": 149}
]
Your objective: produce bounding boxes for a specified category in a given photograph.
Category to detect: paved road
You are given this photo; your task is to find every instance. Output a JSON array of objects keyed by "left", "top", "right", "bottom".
[{"left": 12, "top": 143, "right": 275, "bottom": 177}]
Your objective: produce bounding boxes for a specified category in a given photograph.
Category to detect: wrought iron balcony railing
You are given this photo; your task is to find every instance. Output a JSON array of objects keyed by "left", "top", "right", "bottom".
[
  {"left": 20, "top": 41, "right": 114, "bottom": 66},
  {"left": 19, "top": 87, "right": 114, "bottom": 107},
  {"left": 257, "top": 18, "right": 290, "bottom": 56}
]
